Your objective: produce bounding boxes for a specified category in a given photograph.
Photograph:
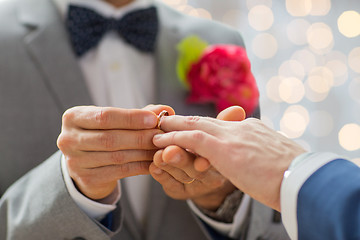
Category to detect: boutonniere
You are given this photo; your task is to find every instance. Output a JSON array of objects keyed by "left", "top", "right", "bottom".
[{"left": 176, "top": 35, "right": 259, "bottom": 116}]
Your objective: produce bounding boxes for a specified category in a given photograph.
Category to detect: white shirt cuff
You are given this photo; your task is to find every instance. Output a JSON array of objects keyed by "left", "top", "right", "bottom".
[
  {"left": 187, "top": 194, "right": 251, "bottom": 238},
  {"left": 280, "top": 152, "right": 341, "bottom": 240},
  {"left": 61, "top": 154, "right": 121, "bottom": 220}
]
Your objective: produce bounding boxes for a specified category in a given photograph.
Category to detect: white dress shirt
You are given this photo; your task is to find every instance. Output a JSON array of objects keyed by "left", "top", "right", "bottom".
[
  {"left": 281, "top": 152, "right": 342, "bottom": 240},
  {"left": 54, "top": 0, "right": 249, "bottom": 236}
]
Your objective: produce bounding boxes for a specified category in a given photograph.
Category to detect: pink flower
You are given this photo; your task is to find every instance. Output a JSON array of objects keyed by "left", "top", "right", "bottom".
[{"left": 186, "top": 45, "right": 259, "bottom": 115}]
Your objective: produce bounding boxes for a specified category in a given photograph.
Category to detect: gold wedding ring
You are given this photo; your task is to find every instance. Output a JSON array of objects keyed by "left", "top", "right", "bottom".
[
  {"left": 184, "top": 178, "right": 195, "bottom": 184},
  {"left": 157, "top": 110, "right": 169, "bottom": 129}
]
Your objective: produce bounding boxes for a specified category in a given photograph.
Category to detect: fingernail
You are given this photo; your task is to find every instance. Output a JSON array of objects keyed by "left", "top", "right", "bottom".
[
  {"left": 153, "top": 167, "right": 163, "bottom": 175},
  {"left": 153, "top": 134, "right": 163, "bottom": 141},
  {"left": 144, "top": 115, "right": 157, "bottom": 127}
]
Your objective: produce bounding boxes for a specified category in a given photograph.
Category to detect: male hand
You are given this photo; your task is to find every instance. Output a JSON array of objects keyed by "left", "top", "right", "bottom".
[
  {"left": 152, "top": 108, "right": 306, "bottom": 212},
  {"left": 57, "top": 105, "right": 174, "bottom": 200},
  {"left": 149, "top": 107, "right": 246, "bottom": 210}
]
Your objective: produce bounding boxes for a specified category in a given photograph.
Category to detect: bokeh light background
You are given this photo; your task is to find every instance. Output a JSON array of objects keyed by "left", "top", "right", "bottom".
[{"left": 162, "top": 0, "right": 360, "bottom": 160}]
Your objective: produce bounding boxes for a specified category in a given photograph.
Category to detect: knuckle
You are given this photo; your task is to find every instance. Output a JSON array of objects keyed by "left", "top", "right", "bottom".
[
  {"left": 99, "top": 132, "right": 116, "bottom": 150},
  {"left": 184, "top": 116, "right": 201, "bottom": 126},
  {"left": 95, "top": 108, "right": 111, "bottom": 128},
  {"left": 136, "top": 132, "right": 147, "bottom": 148},
  {"left": 118, "top": 163, "right": 131, "bottom": 175},
  {"left": 57, "top": 133, "right": 74, "bottom": 151},
  {"left": 145, "top": 150, "right": 156, "bottom": 160},
  {"left": 62, "top": 108, "right": 76, "bottom": 125},
  {"left": 138, "top": 161, "right": 151, "bottom": 172},
  {"left": 180, "top": 175, "right": 192, "bottom": 183},
  {"left": 110, "top": 151, "right": 125, "bottom": 164},
  {"left": 56, "top": 134, "right": 64, "bottom": 150},
  {"left": 123, "top": 109, "right": 135, "bottom": 128},
  {"left": 193, "top": 171, "right": 206, "bottom": 181},
  {"left": 227, "top": 141, "right": 241, "bottom": 155},
  {"left": 167, "top": 131, "right": 179, "bottom": 143},
  {"left": 118, "top": 162, "right": 150, "bottom": 177},
  {"left": 191, "top": 130, "right": 205, "bottom": 141}
]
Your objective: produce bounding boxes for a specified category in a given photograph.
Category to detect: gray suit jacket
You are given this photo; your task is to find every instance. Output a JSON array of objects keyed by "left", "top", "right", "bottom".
[{"left": 0, "top": 0, "right": 289, "bottom": 239}]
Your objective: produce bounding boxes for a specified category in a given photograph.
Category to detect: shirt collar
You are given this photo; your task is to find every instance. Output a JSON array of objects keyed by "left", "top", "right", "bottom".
[{"left": 52, "top": 0, "right": 154, "bottom": 19}]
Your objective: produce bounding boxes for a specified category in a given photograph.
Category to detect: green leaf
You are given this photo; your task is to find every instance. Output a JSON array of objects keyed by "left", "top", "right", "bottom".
[{"left": 176, "top": 35, "right": 208, "bottom": 88}]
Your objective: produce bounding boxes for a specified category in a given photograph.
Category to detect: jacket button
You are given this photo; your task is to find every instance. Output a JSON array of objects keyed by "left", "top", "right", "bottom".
[{"left": 72, "top": 238, "right": 86, "bottom": 240}]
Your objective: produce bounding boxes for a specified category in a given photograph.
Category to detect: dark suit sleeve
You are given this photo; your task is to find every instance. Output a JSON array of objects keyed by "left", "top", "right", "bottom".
[{"left": 297, "top": 159, "right": 360, "bottom": 240}]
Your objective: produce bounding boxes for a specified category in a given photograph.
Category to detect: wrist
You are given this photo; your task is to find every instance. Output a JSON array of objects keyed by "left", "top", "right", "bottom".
[
  {"left": 74, "top": 180, "right": 118, "bottom": 200},
  {"left": 192, "top": 182, "right": 236, "bottom": 211},
  {"left": 197, "top": 190, "right": 244, "bottom": 223},
  {"left": 61, "top": 155, "right": 119, "bottom": 219}
]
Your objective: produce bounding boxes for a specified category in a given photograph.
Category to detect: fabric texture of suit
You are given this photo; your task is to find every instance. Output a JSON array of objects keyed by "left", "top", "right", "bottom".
[
  {"left": 0, "top": 0, "right": 288, "bottom": 239},
  {"left": 297, "top": 159, "right": 360, "bottom": 240}
]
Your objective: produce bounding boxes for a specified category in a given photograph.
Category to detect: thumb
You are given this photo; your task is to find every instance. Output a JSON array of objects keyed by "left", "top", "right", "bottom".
[
  {"left": 216, "top": 106, "right": 246, "bottom": 121},
  {"left": 143, "top": 104, "right": 176, "bottom": 116}
]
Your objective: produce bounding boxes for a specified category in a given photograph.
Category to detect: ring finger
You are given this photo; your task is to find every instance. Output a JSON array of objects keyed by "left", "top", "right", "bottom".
[{"left": 153, "top": 148, "right": 196, "bottom": 184}]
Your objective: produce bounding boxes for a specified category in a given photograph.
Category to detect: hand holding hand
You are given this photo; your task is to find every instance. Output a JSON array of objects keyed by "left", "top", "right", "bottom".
[
  {"left": 150, "top": 107, "right": 246, "bottom": 210},
  {"left": 153, "top": 107, "right": 306, "bottom": 211},
  {"left": 57, "top": 105, "right": 174, "bottom": 200}
]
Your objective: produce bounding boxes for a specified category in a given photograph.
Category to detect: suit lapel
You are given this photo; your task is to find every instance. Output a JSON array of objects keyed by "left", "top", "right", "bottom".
[
  {"left": 18, "top": 0, "right": 92, "bottom": 112},
  {"left": 153, "top": 3, "right": 181, "bottom": 107}
]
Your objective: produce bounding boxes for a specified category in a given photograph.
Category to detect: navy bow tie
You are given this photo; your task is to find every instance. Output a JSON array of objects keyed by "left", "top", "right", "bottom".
[{"left": 66, "top": 5, "right": 159, "bottom": 57}]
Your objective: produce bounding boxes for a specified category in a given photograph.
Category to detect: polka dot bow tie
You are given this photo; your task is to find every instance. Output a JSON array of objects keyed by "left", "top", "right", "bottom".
[{"left": 66, "top": 5, "right": 159, "bottom": 57}]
